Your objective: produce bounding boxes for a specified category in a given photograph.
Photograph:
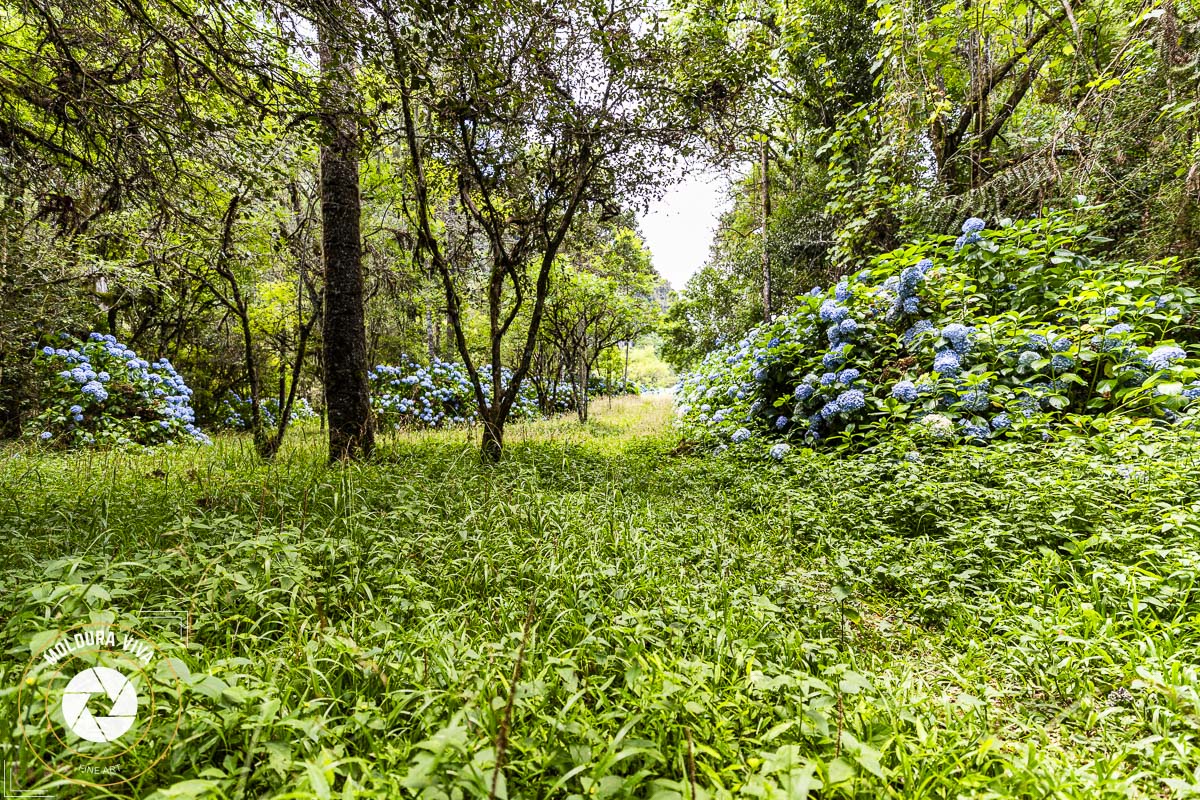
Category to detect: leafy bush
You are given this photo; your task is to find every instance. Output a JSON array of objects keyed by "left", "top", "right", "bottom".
[
  {"left": 677, "top": 214, "right": 1200, "bottom": 452},
  {"left": 370, "top": 356, "right": 643, "bottom": 430},
  {"left": 29, "top": 333, "right": 209, "bottom": 447},
  {"left": 588, "top": 375, "right": 642, "bottom": 396},
  {"left": 369, "top": 356, "right": 542, "bottom": 430},
  {"left": 219, "top": 392, "right": 317, "bottom": 431}
]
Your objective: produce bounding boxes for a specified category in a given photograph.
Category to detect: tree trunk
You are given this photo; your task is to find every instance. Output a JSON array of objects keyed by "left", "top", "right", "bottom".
[
  {"left": 425, "top": 307, "right": 437, "bottom": 361},
  {"left": 759, "top": 137, "right": 772, "bottom": 322},
  {"left": 576, "top": 360, "right": 589, "bottom": 423},
  {"left": 481, "top": 409, "right": 504, "bottom": 463},
  {"left": 623, "top": 340, "right": 630, "bottom": 392},
  {"left": 319, "top": 19, "right": 374, "bottom": 462}
]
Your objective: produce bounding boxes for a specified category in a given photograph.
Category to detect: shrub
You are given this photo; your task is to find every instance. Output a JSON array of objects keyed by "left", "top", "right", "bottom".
[
  {"left": 369, "top": 356, "right": 542, "bottom": 430},
  {"left": 29, "top": 333, "right": 209, "bottom": 447},
  {"left": 588, "top": 375, "right": 642, "bottom": 396},
  {"left": 676, "top": 213, "right": 1200, "bottom": 453},
  {"left": 219, "top": 392, "right": 317, "bottom": 431},
  {"left": 368, "top": 357, "right": 640, "bottom": 430}
]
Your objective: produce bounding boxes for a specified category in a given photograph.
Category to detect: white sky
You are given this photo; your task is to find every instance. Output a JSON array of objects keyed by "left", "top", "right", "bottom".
[{"left": 637, "top": 168, "right": 734, "bottom": 292}]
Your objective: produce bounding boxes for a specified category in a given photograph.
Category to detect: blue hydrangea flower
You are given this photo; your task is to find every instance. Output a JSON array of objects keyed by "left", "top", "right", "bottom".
[
  {"left": 1147, "top": 345, "right": 1187, "bottom": 370},
  {"left": 838, "top": 368, "right": 860, "bottom": 384},
  {"left": 941, "top": 323, "right": 972, "bottom": 354},
  {"left": 962, "top": 217, "right": 986, "bottom": 234},
  {"left": 769, "top": 443, "right": 791, "bottom": 461},
  {"left": 820, "top": 372, "right": 838, "bottom": 386},
  {"left": 819, "top": 300, "right": 849, "bottom": 324},
  {"left": 822, "top": 352, "right": 845, "bottom": 370},
  {"left": 903, "top": 297, "right": 920, "bottom": 314},
  {"left": 898, "top": 265, "right": 925, "bottom": 295},
  {"left": 903, "top": 320, "right": 936, "bottom": 345},
  {"left": 991, "top": 413, "right": 1011, "bottom": 430},
  {"left": 775, "top": 415, "right": 789, "bottom": 430},
  {"left": 39, "top": 431, "right": 52, "bottom": 440},
  {"left": 1051, "top": 336, "right": 1072, "bottom": 352},
  {"left": 933, "top": 350, "right": 961, "bottom": 376},
  {"left": 794, "top": 384, "right": 814, "bottom": 401},
  {"left": 960, "top": 420, "right": 990, "bottom": 440},
  {"left": 835, "top": 389, "right": 866, "bottom": 414},
  {"left": 891, "top": 381, "right": 918, "bottom": 402},
  {"left": 960, "top": 390, "right": 990, "bottom": 412},
  {"left": 955, "top": 232, "right": 983, "bottom": 250},
  {"left": 835, "top": 278, "right": 851, "bottom": 302},
  {"left": 838, "top": 318, "right": 858, "bottom": 335},
  {"left": 68, "top": 405, "right": 82, "bottom": 415},
  {"left": 81, "top": 381, "right": 109, "bottom": 402},
  {"left": 1050, "top": 354, "right": 1074, "bottom": 372},
  {"left": 1017, "top": 350, "right": 1041, "bottom": 371},
  {"left": 753, "top": 368, "right": 769, "bottom": 382}
]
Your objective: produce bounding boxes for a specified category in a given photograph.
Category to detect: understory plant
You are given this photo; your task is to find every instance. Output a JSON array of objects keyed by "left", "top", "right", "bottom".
[
  {"left": 28, "top": 333, "right": 209, "bottom": 447},
  {"left": 370, "top": 356, "right": 542, "bottom": 430},
  {"left": 677, "top": 213, "right": 1200, "bottom": 454},
  {"left": 369, "top": 355, "right": 639, "bottom": 430},
  {"left": 220, "top": 392, "right": 317, "bottom": 431}
]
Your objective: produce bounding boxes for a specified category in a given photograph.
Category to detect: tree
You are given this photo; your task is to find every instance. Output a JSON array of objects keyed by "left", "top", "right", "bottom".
[
  {"left": 373, "top": 0, "right": 704, "bottom": 460},
  {"left": 541, "top": 228, "right": 660, "bottom": 423},
  {"left": 317, "top": 8, "right": 374, "bottom": 461}
]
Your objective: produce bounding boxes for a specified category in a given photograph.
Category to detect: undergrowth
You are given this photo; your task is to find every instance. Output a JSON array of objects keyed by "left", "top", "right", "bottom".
[{"left": 1, "top": 397, "right": 1199, "bottom": 798}]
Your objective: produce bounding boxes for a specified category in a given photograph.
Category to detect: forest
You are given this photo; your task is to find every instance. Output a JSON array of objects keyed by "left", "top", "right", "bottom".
[{"left": 2, "top": 0, "right": 1200, "bottom": 796}]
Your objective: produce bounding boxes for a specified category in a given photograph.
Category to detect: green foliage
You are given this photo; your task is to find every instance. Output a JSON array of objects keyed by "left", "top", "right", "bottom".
[
  {"left": 220, "top": 392, "right": 317, "bottom": 431},
  {"left": 669, "top": 0, "right": 1200, "bottom": 353},
  {"left": 28, "top": 334, "right": 209, "bottom": 448},
  {"left": 676, "top": 214, "right": 1200, "bottom": 451},
  {"left": 370, "top": 357, "right": 542, "bottom": 430},
  {"left": 2, "top": 398, "right": 1200, "bottom": 796}
]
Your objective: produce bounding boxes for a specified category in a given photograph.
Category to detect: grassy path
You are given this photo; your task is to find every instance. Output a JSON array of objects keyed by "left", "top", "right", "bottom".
[{"left": 1, "top": 397, "right": 1199, "bottom": 798}]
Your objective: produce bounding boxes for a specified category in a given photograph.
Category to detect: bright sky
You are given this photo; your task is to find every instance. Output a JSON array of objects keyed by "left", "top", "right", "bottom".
[{"left": 637, "top": 168, "right": 733, "bottom": 292}]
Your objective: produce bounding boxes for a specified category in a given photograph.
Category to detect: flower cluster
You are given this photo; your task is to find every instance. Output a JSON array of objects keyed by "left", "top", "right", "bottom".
[
  {"left": 30, "top": 333, "right": 209, "bottom": 447},
  {"left": 955, "top": 217, "right": 986, "bottom": 250},
  {"left": 675, "top": 214, "right": 1200, "bottom": 457},
  {"left": 369, "top": 355, "right": 556, "bottom": 430},
  {"left": 220, "top": 392, "right": 317, "bottom": 431},
  {"left": 588, "top": 375, "right": 642, "bottom": 397}
]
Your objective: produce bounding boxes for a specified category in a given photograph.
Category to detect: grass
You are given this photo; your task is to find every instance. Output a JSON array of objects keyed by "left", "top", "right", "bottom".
[{"left": 2, "top": 396, "right": 1200, "bottom": 798}]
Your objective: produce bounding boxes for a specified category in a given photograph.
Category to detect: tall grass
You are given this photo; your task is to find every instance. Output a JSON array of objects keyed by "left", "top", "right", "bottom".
[{"left": 1, "top": 397, "right": 1199, "bottom": 798}]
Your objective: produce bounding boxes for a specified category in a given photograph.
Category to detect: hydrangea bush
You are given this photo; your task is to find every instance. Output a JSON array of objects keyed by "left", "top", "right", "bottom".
[
  {"left": 369, "top": 356, "right": 542, "bottom": 430},
  {"left": 219, "top": 392, "right": 317, "bottom": 431},
  {"left": 369, "top": 356, "right": 641, "bottom": 430},
  {"left": 588, "top": 375, "right": 642, "bottom": 396},
  {"left": 29, "top": 333, "right": 209, "bottom": 447},
  {"left": 676, "top": 214, "right": 1200, "bottom": 454}
]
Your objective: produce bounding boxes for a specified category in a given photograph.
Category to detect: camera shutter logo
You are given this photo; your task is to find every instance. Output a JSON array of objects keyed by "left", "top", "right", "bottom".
[{"left": 60, "top": 666, "right": 138, "bottom": 743}]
